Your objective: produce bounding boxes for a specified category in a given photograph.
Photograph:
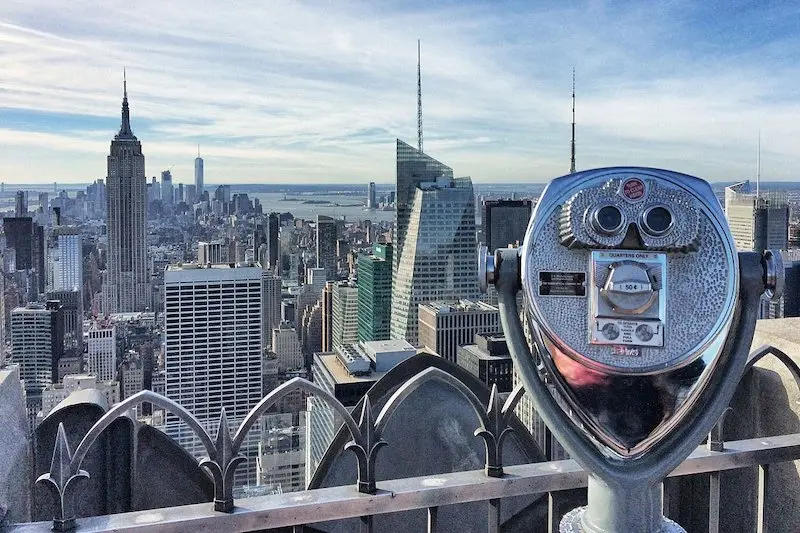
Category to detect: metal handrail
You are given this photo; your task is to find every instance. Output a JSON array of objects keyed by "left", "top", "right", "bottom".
[{"left": 8, "top": 433, "right": 800, "bottom": 533}]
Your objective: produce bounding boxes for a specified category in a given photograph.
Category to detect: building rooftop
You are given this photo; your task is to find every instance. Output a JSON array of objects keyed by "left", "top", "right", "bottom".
[
  {"left": 361, "top": 339, "right": 415, "bottom": 354},
  {"left": 166, "top": 261, "right": 261, "bottom": 271},
  {"left": 458, "top": 343, "right": 511, "bottom": 362},
  {"left": 316, "top": 353, "right": 389, "bottom": 385},
  {"left": 421, "top": 300, "right": 498, "bottom": 313}
]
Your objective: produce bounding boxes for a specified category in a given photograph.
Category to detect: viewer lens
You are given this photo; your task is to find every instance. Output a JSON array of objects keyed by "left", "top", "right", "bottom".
[
  {"left": 643, "top": 206, "right": 673, "bottom": 236},
  {"left": 594, "top": 205, "right": 623, "bottom": 234}
]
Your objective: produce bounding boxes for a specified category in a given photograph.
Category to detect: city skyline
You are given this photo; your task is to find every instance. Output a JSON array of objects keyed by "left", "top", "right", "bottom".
[{"left": 1, "top": 2, "right": 800, "bottom": 184}]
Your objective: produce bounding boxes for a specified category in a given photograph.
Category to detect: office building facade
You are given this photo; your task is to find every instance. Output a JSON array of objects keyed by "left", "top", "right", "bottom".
[
  {"left": 331, "top": 282, "right": 358, "bottom": 350},
  {"left": 47, "top": 290, "right": 83, "bottom": 351},
  {"left": 316, "top": 215, "right": 337, "bottom": 279},
  {"left": 262, "top": 274, "right": 282, "bottom": 349},
  {"left": 272, "top": 322, "right": 303, "bottom": 372},
  {"left": 483, "top": 199, "right": 532, "bottom": 252},
  {"left": 456, "top": 332, "right": 513, "bottom": 392},
  {"left": 87, "top": 321, "right": 117, "bottom": 382},
  {"left": 725, "top": 180, "right": 789, "bottom": 253},
  {"left": 52, "top": 227, "right": 83, "bottom": 292},
  {"left": 418, "top": 300, "right": 500, "bottom": 363},
  {"left": 306, "top": 339, "right": 415, "bottom": 481},
  {"left": 10, "top": 301, "right": 64, "bottom": 422},
  {"left": 197, "top": 241, "right": 224, "bottom": 264},
  {"left": 164, "top": 263, "right": 263, "bottom": 487},
  {"left": 357, "top": 243, "right": 392, "bottom": 342}
]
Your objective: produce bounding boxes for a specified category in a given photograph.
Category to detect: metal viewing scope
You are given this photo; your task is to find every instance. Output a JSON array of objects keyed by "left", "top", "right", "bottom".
[{"left": 481, "top": 167, "right": 783, "bottom": 533}]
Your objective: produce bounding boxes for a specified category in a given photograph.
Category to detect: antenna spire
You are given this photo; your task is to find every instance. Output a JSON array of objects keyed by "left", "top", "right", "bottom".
[
  {"left": 118, "top": 68, "right": 133, "bottom": 137},
  {"left": 417, "top": 39, "right": 423, "bottom": 153},
  {"left": 197, "top": 144, "right": 200, "bottom": 158},
  {"left": 570, "top": 67, "right": 576, "bottom": 174},
  {"left": 756, "top": 132, "right": 761, "bottom": 198}
]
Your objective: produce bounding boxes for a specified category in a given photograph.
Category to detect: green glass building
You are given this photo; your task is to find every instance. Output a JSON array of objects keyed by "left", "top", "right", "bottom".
[{"left": 357, "top": 243, "right": 392, "bottom": 342}]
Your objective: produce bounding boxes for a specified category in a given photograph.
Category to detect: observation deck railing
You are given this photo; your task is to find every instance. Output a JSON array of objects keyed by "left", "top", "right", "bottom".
[{"left": 5, "top": 344, "right": 800, "bottom": 533}]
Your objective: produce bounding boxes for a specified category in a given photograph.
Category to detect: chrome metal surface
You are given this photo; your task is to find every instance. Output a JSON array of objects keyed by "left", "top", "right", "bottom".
[
  {"left": 9, "top": 433, "right": 800, "bottom": 533},
  {"left": 519, "top": 167, "right": 741, "bottom": 458},
  {"left": 763, "top": 249, "right": 784, "bottom": 300},
  {"left": 478, "top": 245, "right": 494, "bottom": 294}
]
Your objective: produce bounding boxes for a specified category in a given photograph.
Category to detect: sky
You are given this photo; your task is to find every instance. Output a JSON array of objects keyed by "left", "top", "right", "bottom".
[{"left": 1, "top": 0, "right": 799, "bottom": 185}]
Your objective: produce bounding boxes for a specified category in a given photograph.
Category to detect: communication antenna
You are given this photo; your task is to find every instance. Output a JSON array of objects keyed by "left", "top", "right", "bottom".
[
  {"left": 417, "top": 39, "right": 423, "bottom": 153},
  {"left": 756, "top": 132, "right": 761, "bottom": 198},
  {"left": 570, "top": 67, "right": 576, "bottom": 174}
]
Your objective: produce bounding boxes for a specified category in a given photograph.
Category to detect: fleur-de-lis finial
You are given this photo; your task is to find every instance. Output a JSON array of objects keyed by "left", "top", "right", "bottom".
[
  {"left": 36, "top": 423, "right": 90, "bottom": 531},
  {"left": 475, "top": 384, "right": 520, "bottom": 478},
  {"left": 345, "top": 396, "right": 387, "bottom": 494},
  {"left": 200, "top": 408, "right": 245, "bottom": 512}
]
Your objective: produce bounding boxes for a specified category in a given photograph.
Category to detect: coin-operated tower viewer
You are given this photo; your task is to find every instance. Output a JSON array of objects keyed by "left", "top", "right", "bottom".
[{"left": 480, "top": 167, "right": 783, "bottom": 533}]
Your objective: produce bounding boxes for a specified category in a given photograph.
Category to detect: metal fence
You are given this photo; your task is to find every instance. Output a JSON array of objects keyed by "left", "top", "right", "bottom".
[{"left": 6, "top": 344, "right": 800, "bottom": 532}]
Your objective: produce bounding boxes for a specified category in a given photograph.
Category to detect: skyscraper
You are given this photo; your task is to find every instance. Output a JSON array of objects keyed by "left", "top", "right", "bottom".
[
  {"left": 267, "top": 212, "right": 280, "bottom": 271},
  {"left": 391, "top": 175, "right": 479, "bottom": 345},
  {"left": 52, "top": 227, "right": 83, "bottom": 292},
  {"left": 104, "top": 73, "right": 150, "bottom": 313},
  {"left": 418, "top": 300, "right": 500, "bottom": 363},
  {"left": 11, "top": 301, "right": 64, "bottom": 423},
  {"left": 331, "top": 281, "right": 358, "bottom": 350},
  {"left": 164, "top": 262, "right": 263, "bottom": 487},
  {"left": 194, "top": 147, "right": 204, "bottom": 197},
  {"left": 321, "top": 281, "right": 334, "bottom": 353},
  {"left": 47, "top": 290, "right": 83, "bottom": 351},
  {"left": 306, "top": 339, "right": 416, "bottom": 481},
  {"left": 394, "top": 139, "right": 454, "bottom": 265},
  {"left": 14, "top": 190, "right": 27, "bottom": 217},
  {"left": 4, "top": 217, "right": 45, "bottom": 296},
  {"left": 161, "top": 170, "right": 174, "bottom": 205},
  {"left": 197, "top": 241, "right": 224, "bottom": 264},
  {"left": 483, "top": 199, "right": 532, "bottom": 252},
  {"left": 262, "top": 273, "right": 282, "bottom": 350},
  {"left": 367, "top": 182, "right": 377, "bottom": 209},
  {"left": 253, "top": 223, "right": 267, "bottom": 265},
  {"left": 357, "top": 243, "right": 392, "bottom": 342},
  {"left": 316, "top": 215, "right": 337, "bottom": 279},
  {"left": 87, "top": 321, "right": 117, "bottom": 382},
  {"left": 725, "top": 180, "right": 789, "bottom": 253},
  {"left": 272, "top": 322, "right": 303, "bottom": 371}
]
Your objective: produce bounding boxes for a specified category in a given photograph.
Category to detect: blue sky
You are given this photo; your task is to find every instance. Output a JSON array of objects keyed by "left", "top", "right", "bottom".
[{"left": 0, "top": 0, "right": 798, "bottom": 184}]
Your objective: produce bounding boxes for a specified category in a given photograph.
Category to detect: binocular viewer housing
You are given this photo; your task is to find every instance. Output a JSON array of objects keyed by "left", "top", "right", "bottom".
[
  {"left": 482, "top": 166, "right": 783, "bottom": 532},
  {"left": 481, "top": 167, "right": 782, "bottom": 459}
]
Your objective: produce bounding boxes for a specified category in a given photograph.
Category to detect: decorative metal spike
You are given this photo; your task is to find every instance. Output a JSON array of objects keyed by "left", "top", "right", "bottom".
[
  {"left": 36, "top": 423, "right": 89, "bottom": 531},
  {"left": 475, "top": 384, "right": 517, "bottom": 478},
  {"left": 345, "top": 396, "right": 387, "bottom": 494},
  {"left": 200, "top": 408, "right": 244, "bottom": 513},
  {"left": 214, "top": 408, "right": 234, "bottom": 466}
]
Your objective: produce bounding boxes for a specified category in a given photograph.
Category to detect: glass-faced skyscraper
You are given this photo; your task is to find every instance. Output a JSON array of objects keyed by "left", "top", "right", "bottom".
[
  {"left": 195, "top": 148, "right": 204, "bottom": 197},
  {"left": 483, "top": 199, "right": 533, "bottom": 252},
  {"left": 391, "top": 174, "right": 479, "bottom": 345},
  {"left": 724, "top": 180, "right": 789, "bottom": 253},
  {"left": 316, "top": 215, "right": 338, "bottom": 279},
  {"left": 104, "top": 76, "right": 150, "bottom": 313},
  {"left": 394, "top": 139, "right": 454, "bottom": 267},
  {"left": 357, "top": 243, "right": 392, "bottom": 342}
]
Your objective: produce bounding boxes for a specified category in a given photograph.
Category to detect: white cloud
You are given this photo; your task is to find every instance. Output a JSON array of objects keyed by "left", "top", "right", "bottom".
[{"left": 0, "top": 1, "right": 798, "bottom": 184}]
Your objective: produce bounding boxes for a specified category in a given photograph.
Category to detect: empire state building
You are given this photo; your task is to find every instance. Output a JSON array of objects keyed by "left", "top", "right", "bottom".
[{"left": 104, "top": 74, "right": 150, "bottom": 313}]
